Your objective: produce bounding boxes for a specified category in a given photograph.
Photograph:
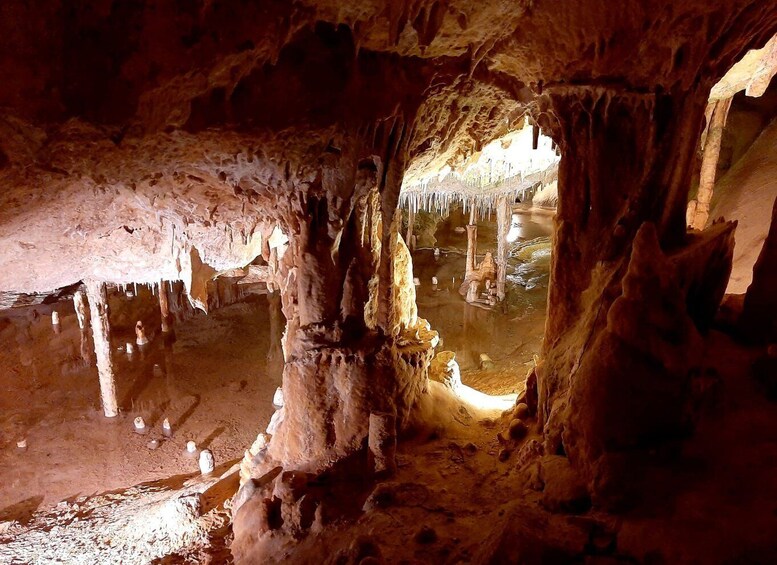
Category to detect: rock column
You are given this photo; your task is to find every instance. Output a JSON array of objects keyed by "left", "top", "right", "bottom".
[
  {"left": 405, "top": 207, "right": 415, "bottom": 251},
  {"left": 495, "top": 196, "right": 510, "bottom": 301},
  {"left": 85, "top": 280, "right": 118, "bottom": 418},
  {"left": 256, "top": 121, "right": 435, "bottom": 475},
  {"left": 465, "top": 205, "right": 478, "bottom": 281},
  {"left": 159, "top": 280, "right": 171, "bottom": 333},
  {"left": 689, "top": 97, "right": 732, "bottom": 230},
  {"left": 537, "top": 85, "right": 737, "bottom": 507}
]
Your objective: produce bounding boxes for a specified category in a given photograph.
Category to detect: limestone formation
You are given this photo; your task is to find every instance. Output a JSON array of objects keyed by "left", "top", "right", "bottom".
[
  {"left": 135, "top": 321, "right": 149, "bottom": 346},
  {"left": 158, "top": 281, "right": 171, "bottom": 333},
  {"left": 1, "top": 2, "right": 777, "bottom": 563},
  {"left": 73, "top": 290, "right": 88, "bottom": 330},
  {"left": 199, "top": 449, "right": 215, "bottom": 474},
  {"left": 85, "top": 281, "right": 117, "bottom": 418},
  {"left": 689, "top": 97, "right": 733, "bottom": 230},
  {"left": 368, "top": 412, "right": 398, "bottom": 476},
  {"left": 495, "top": 196, "right": 510, "bottom": 301}
]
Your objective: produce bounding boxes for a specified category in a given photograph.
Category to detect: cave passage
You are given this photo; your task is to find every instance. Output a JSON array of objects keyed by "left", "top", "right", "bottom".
[{"left": 1, "top": 3, "right": 777, "bottom": 564}]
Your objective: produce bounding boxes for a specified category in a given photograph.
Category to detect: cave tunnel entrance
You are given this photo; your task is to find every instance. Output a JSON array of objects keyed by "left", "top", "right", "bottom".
[
  {"left": 405, "top": 201, "right": 553, "bottom": 397},
  {"left": 399, "top": 119, "right": 560, "bottom": 399}
]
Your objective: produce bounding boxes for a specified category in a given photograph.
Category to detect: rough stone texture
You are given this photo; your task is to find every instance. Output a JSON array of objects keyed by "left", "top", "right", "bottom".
[
  {"left": 2, "top": 3, "right": 777, "bottom": 559},
  {"left": 711, "top": 116, "right": 777, "bottom": 293},
  {"left": 85, "top": 280, "right": 118, "bottom": 418},
  {"left": 740, "top": 196, "right": 777, "bottom": 343},
  {"left": 711, "top": 34, "right": 777, "bottom": 100}
]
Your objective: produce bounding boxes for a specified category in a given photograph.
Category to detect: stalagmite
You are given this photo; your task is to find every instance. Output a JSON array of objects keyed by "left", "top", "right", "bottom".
[
  {"left": 186, "top": 441, "right": 197, "bottom": 454},
  {"left": 73, "top": 290, "right": 88, "bottom": 330},
  {"left": 85, "top": 280, "right": 118, "bottom": 418},
  {"left": 135, "top": 321, "right": 149, "bottom": 346},
  {"left": 199, "top": 449, "right": 215, "bottom": 474},
  {"left": 272, "top": 387, "right": 284, "bottom": 409},
  {"left": 690, "top": 97, "right": 733, "bottom": 230},
  {"left": 466, "top": 280, "right": 479, "bottom": 303},
  {"left": 538, "top": 80, "right": 740, "bottom": 508},
  {"left": 133, "top": 416, "right": 146, "bottom": 432},
  {"left": 368, "top": 412, "right": 397, "bottom": 476},
  {"left": 495, "top": 196, "right": 510, "bottom": 301},
  {"left": 479, "top": 353, "right": 495, "bottom": 369},
  {"left": 159, "top": 280, "right": 171, "bottom": 333}
]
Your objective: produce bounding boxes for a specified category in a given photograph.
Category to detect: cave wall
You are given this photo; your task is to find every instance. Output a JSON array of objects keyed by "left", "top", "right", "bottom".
[{"left": 710, "top": 115, "right": 777, "bottom": 293}]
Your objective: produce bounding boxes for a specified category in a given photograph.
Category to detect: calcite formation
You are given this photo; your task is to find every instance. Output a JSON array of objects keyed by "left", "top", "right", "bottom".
[{"left": 2, "top": 1, "right": 777, "bottom": 562}]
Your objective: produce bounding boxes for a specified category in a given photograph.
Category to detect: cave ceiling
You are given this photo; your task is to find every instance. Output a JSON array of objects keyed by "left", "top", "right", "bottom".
[{"left": 1, "top": 0, "right": 776, "bottom": 292}]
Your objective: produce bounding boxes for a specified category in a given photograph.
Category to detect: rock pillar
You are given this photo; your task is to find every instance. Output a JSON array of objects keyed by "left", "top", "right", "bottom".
[
  {"left": 537, "top": 85, "right": 736, "bottom": 507},
  {"left": 495, "top": 196, "right": 510, "bottom": 301},
  {"left": 405, "top": 207, "right": 415, "bottom": 251},
  {"left": 85, "top": 280, "right": 118, "bottom": 418},
  {"left": 159, "top": 280, "right": 171, "bottom": 333},
  {"left": 689, "top": 97, "right": 732, "bottom": 230},
  {"left": 465, "top": 210, "right": 478, "bottom": 281},
  {"left": 249, "top": 122, "right": 435, "bottom": 476}
]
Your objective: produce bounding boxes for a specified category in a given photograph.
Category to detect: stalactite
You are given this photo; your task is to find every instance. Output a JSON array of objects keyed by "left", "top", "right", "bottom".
[{"left": 398, "top": 164, "right": 558, "bottom": 217}]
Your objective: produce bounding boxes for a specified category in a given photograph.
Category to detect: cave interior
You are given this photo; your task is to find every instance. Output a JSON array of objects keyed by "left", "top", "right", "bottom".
[{"left": 1, "top": 1, "right": 777, "bottom": 563}]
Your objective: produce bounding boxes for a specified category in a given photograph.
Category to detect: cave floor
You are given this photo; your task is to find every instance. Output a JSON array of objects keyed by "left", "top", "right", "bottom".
[
  {"left": 234, "top": 331, "right": 777, "bottom": 565},
  {"left": 1, "top": 331, "right": 775, "bottom": 564},
  {"left": 0, "top": 297, "right": 283, "bottom": 516}
]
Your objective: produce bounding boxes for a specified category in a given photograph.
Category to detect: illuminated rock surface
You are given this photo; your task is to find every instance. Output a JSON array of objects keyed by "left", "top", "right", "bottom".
[{"left": 1, "top": 2, "right": 777, "bottom": 564}]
